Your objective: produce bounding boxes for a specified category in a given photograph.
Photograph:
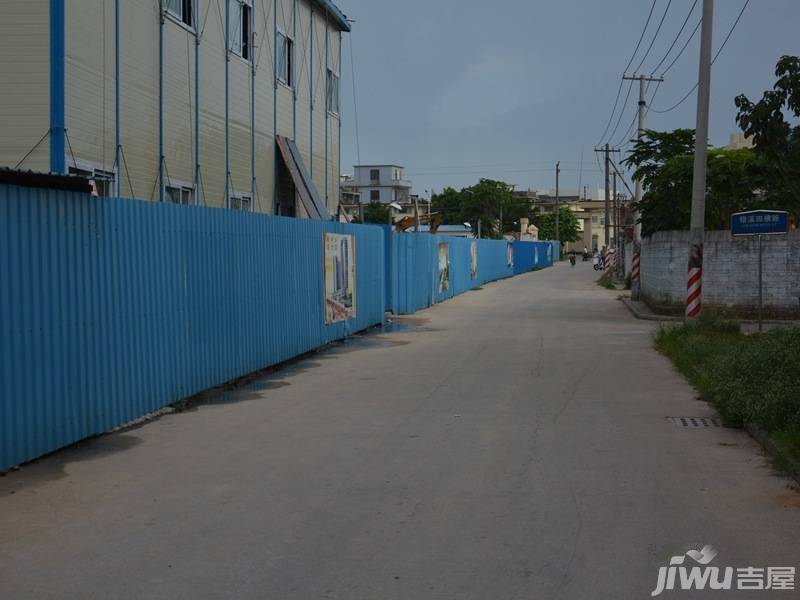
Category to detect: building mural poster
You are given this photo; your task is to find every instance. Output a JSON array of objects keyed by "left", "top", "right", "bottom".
[
  {"left": 438, "top": 242, "right": 450, "bottom": 292},
  {"left": 323, "top": 233, "right": 356, "bottom": 324},
  {"left": 470, "top": 240, "right": 478, "bottom": 280},
  {"left": 507, "top": 242, "right": 514, "bottom": 268}
]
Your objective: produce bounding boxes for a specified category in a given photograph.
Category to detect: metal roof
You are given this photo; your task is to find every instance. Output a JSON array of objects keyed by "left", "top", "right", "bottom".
[{"left": 316, "top": 0, "right": 351, "bottom": 32}]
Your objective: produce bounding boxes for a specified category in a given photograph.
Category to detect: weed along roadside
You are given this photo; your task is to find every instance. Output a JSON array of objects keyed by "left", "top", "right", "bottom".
[{"left": 655, "top": 317, "right": 800, "bottom": 481}]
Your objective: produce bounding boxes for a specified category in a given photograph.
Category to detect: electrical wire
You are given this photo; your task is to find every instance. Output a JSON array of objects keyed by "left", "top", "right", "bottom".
[
  {"left": 661, "top": 18, "right": 701, "bottom": 76},
  {"left": 631, "top": 0, "right": 673, "bottom": 75},
  {"left": 606, "top": 78, "right": 636, "bottom": 147},
  {"left": 649, "top": 0, "right": 750, "bottom": 114},
  {"left": 595, "top": 0, "right": 659, "bottom": 147},
  {"left": 650, "top": 0, "right": 697, "bottom": 74}
]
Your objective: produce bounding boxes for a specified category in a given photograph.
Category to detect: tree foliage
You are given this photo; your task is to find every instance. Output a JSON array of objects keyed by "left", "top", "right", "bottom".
[
  {"left": 735, "top": 54, "right": 800, "bottom": 212},
  {"left": 431, "top": 179, "right": 531, "bottom": 239},
  {"left": 533, "top": 206, "right": 581, "bottom": 243},
  {"left": 360, "top": 201, "right": 389, "bottom": 224},
  {"left": 623, "top": 130, "right": 780, "bottom": 237},
  {"left": 621, "top": 56, "right": 800, "bottom": 237}
]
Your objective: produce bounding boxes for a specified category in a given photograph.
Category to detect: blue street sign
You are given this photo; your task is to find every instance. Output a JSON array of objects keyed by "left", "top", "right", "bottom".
[{"left": 731, "top": 210, "right": 789, "bottom": 236}]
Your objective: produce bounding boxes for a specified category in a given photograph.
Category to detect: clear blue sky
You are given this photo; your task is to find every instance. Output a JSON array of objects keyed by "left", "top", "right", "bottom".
[{"left": 335, "top": 0, "right": 799, "bottom": 198}]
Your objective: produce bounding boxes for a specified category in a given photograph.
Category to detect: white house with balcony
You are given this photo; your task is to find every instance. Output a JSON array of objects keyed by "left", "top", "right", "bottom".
[{"left": 341, "top": 164, "right": 413, "bottom": 204}]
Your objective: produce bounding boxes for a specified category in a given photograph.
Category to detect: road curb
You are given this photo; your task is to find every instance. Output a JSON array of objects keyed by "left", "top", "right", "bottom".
[
  {"left": 745, "top": 423, "right": 800, "bottom": 487},
  {"left": 621, "top": 297, "right": 683, "bottom": 322}
]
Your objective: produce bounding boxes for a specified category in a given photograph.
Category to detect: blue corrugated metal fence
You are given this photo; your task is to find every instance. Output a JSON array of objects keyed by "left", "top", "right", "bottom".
[
  {"left": 0, "top": 184, "right": 385, "bottom": 470},
  {"left": 0, "top": 183, "right": 561, "bottom": 470}
]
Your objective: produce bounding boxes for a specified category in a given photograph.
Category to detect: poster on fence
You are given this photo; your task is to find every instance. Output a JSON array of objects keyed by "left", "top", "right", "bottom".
[
  {"left": 470, "top": 240, "right": 478, "bottom": 279},
  {"left": 438, "top": 242, "right": 450, "bottom": 292},
  {"left": 507, "top": 242, "right": 514, "bottom": 268},
  {"left": 323, "top": 233, "right": 356, "bottom": 324}
]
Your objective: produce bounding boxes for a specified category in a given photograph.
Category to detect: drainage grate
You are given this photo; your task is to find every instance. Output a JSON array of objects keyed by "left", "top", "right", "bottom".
[{"left": 667, "top": 417, "right": 722, "bottom": 428}]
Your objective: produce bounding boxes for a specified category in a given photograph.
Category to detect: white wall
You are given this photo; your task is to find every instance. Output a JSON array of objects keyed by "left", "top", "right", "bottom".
[{"left": 640, "top": 230, "right": 800, "bottom": 314}]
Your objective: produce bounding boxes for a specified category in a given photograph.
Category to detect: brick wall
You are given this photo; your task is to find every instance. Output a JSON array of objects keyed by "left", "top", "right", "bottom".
[{"left": 640, "top": 230, "right": 800, "bottom": 314}]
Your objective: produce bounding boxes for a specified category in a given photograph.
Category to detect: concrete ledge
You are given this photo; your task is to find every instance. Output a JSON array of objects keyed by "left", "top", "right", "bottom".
[
  {"left": 621, "top": 297, "right": 683, "bottom": 322},
  {"left": 745, "top": 423, "right": 800, "bottom": 488}
]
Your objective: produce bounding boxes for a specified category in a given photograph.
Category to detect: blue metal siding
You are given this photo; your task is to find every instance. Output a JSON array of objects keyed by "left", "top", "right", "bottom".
[
  {"left": 389, "top": 235, "right": 526, "bottom": 315},
  {"left": 0, "top": 185, "right": 385, "bottom": 470}
]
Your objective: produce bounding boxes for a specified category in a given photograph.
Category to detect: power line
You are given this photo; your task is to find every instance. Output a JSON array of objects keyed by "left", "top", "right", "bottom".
[
  {"left": 631, "top": 0, "right": 673, "bottom": 75},
  {"left": 606, "top": 78, "right": 636, "bottom": 147},
  {"left": 661, "top": 18, "right": 701, "bottom": 76},
  {"left": 407, "top": 168, "right": 602, "bottom": 177},
  {"left": 650, "top": 0, "right": 698, "bottom": 74},
  {"left": 595, "top": 0, "right": 659, "bottom": 147},
  {"left": 615, "top": 80, "right": 661, "bottom": 149},
  {"left": 650, "top": 0, "right": 750, "bottom": 114}
]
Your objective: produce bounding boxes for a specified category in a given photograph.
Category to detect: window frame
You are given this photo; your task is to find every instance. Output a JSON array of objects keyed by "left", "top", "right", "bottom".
[
  {"left": 326, "top": 67, "right": 340, "bottom": 115},
  {"left": 165, "top": 0, "right": 194, "bottom": 29},
  {"left": 231, "top": 194, "right": 253, "bottom": 212},
  {"left": 276, "top": 29, "right": 294, "bottom": 87},
  {"left": 228, "top": 0, "right": 253, "bottom": 61},
  {"left": 165, "top": 183, "right": 195, "bottom": 205},
  {"left": 370, "top": 190, "right": 380, "bottom": 202}
]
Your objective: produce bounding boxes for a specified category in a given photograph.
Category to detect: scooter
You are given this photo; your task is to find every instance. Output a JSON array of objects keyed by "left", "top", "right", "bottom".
[
  {"left": 592, "top": 255, "right": 603, "bottom": 271},
  {"left": 569, "top": 254, "right": 577, "bottom": 267}
]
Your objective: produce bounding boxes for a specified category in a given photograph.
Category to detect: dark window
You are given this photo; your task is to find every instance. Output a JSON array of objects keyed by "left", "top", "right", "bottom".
[
  {"left": 166, "top": 0, "right": 193, "bottom": 27},
  {"left": 370, "top": 169, "right": 380, "bottom": 183},
  {"left": 370, "top": 190, "right": 380, "bottom": 202}
]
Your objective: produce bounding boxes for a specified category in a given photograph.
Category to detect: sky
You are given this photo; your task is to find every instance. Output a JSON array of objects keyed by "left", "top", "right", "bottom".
[{"left": 334, "top": 0, "right": 799, "bottom": 199}]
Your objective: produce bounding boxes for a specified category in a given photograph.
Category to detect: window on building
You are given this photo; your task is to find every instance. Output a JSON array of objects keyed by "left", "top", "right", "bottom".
[
  {"left": 231, "top": 195, "right": 252, "bottom": 211},
  {"left": 166, "top": 185, "right": 194, "bottom": 205},
  {"left": 228, "top": 0, "right": 252, "bottom": 60},
  {"left": 326, "top": 68, "right": 340, "bottom": 114},
  {"left": 276, "top": 31, "right": 293, "bottom": 86},
  {"left": 165, "top": 0, "right": 194, "bottom": 27},
  {"left": 69, "top": 166, "right": 115, "bottom": 197},
  {"left": 370, "top": 169, "right": 380, "bottom": 183},
  {"left": 370, "top": 190, "right": 380, "bottom": 202},
  {"left": 591, "top": 215, "right": 598, "bottom": 224}
]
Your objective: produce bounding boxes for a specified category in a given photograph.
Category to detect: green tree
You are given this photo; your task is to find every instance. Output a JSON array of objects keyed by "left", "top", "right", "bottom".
[
  {"left": 735, "top": 54, "right": 800, "bottom": 213},
  {"left": 533, "top": 206, "right": 581, "bottom": 243},
  {"left": 360, "top": 201, "right": 389, "bottom": 224},
  {"left": 431, "top": 179, "right": 520, "bottom": 239},
  {"left": 622, "top": 129, "right": 777, "bottom": 236}
]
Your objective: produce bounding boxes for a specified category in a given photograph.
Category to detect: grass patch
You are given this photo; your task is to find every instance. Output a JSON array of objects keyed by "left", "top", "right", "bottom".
[
  {"left": 655, "top": 316, "right": 800, "bottom": 474},
  {"left": 597, "top": 272, "right": 616, "bottom": 290}
]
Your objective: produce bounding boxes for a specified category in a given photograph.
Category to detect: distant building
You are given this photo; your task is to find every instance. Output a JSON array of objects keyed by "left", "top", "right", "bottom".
[
  {"left": 726, "top": 133, "right": 754, "bottom": 150},
  {"left": 510, "top": 189, "right": 627, "bottom": 252},
  {"left": 414, "top": 224, "right": 474, "bottom": 238},
  {"left": 341, "top": 165, "right": 413, "bottom": 204}
]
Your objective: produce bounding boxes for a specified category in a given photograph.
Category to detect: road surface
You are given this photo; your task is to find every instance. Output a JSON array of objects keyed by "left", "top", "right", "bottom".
[{"left": 1, "top": 261, "right": 798, "bottom": 599}]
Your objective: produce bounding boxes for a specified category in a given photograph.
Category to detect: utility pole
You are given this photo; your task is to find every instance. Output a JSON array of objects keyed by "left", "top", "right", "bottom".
[
  {"left": 623, "top": 73, "right": 663, "bottom": 298},
  {"left": 613, "top": 171, "right": 618, "bottom": 249},
  {"left": 414, "top": 195, "right": 420, "bottom": 232},
  {"left": 555, "top": 162, "right": 560, "bottom": 246},
  {"left": 594, "top": 145, "right": 619, "bottom": 248},
  {"left": 686, "top": 0, "right": 714, "bottom": 321}
]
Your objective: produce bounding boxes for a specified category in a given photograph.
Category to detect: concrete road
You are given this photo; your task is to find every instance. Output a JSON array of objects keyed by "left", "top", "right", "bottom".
[{"left": 1, "top": 262, "right": 798, "bottom": 599}]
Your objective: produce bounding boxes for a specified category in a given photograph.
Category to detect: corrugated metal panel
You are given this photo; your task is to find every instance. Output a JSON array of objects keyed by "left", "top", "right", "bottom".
[
  {"left": 389, "top": 234, "right": 524, "bottom": 315},
  {"left": 513, "top": 241, "right": 556, "bottom": 274},
  {"left": 0, "top": 184, "right": 385, "bottom": 470}
]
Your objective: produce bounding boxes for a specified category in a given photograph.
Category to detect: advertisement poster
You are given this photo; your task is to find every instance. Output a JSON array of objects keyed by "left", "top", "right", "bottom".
[
  {"left": 324, "top": 233, "right": 356, "bottom": 324},
  {"left": 470, "top": 240, "right": 478, "bottom": 280},
  {"left": 507, "top": 242, "right": 514, "bottom": 268},
  {"left": 438, "top": 242, "right": 450, "bottom": 292}
]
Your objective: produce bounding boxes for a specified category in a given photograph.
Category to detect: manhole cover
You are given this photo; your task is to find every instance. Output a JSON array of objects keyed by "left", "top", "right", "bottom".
[{"left": 667, "top": 417, "right": 722, "bottom": 428}]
